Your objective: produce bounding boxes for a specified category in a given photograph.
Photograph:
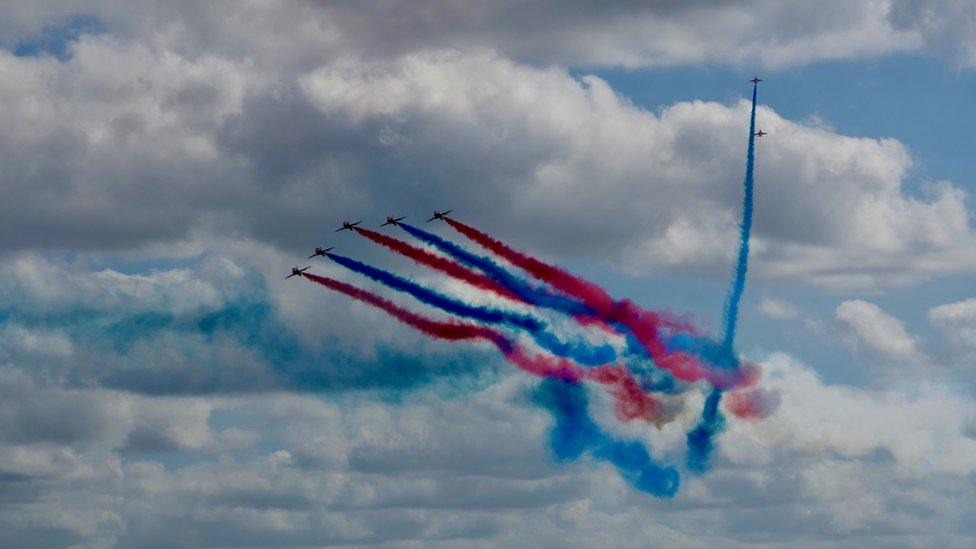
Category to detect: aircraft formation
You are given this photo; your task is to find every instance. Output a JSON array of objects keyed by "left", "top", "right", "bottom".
[{"left": 291, "top": 210, "right": 454, "bottom": 278}]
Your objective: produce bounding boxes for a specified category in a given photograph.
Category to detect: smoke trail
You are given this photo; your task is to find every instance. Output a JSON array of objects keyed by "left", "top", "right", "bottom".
[
  {"left": 301, "top": 272, "right": 511, "bottom": 350},
  {"left": 689, "top": 82, "right": 761, "bottom": 471},
  {"left": 722, "top": 82, "right": 758, "bottom": 353},
  {"left": 438, "top": 219, "right": 757, "bottom": 389},
  {"left": 686, "top": 389, "right": 724, "bottom": 473},
  {"left": 443, "top": 217, "right": 691, "bottom": 331},
  {"left": 326, "top": 252, "right": 616, "bottom": 366},
  {"left": 327, "top": 252, "right": 540, "bottom": 331},
  {"left": 399, "top": 223, "right": 594, "bottom": 317},
  {"left": 301, "top": 272, "right": 664, "bottom": 423},
  {"left": 354, "top": 227, "right": 522, "bottom": 302},
  {"left": 533, "top": 378, "right": 679, "bottom": 497},
  {"left": 444, "top": 217, "right": 615, "bottom": 312}
]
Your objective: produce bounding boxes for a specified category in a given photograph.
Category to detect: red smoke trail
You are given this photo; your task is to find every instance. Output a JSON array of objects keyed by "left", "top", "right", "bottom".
[
  {"left": 444, "top": 219, "right": 751, "bottom": 388},
  {"left": 354, "top": 227, "right": 523, "bottom": 303},
  {"left": 301, "top": 272, "right": 664, "bottom": 423}
]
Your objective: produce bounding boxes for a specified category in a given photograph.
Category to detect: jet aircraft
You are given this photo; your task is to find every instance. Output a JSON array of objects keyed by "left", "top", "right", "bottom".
[
  {"left": 426, "top": 209, "right": 453, "bottom": 222},
  {"left": 285, "top": 266, "right": 310, "bottom": 279},
  {"left": 380, "top": 215, "right": 406, "bottom": 227},
  {"left": 308, "top": 246, "right": 335, "bottom": 259},
  {"left": 755, "top": 130, "right": 767, "bottom": 138},
  {"left": 749, "top": 76, "right": 763, "bottom": 84},
  {"left": 336, "top": 220, "right": 362, "bottom": 232}
]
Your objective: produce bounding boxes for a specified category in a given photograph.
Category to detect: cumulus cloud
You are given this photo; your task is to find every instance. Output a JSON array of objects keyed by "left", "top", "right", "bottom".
[
  {"left": 1, "top": 2, "right": 975, "bottom": 546},
  {"left": 890, "top": 0, "right": 976, "bottom": 67},
  {"left": 2, "top": 39, "right": 973, "bottom": 287},
  {"left": 929, "top": 298, "right": 976, "bottom": 357},
  {"left": 0, "top": 0, "right": 931, "bottom": 70},
  {"left": 1, "top": 363, "right": 974, "bottom": 546},
  {"left": 835, "top": 299, "right": 931, "bottom": 370}
]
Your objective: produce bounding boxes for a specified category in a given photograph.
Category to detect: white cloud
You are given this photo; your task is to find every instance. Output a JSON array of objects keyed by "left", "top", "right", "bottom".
[
  {"left": 758, "top": 297, "right": 799, "bottom": 319},
  {"left": 835, "top": 299, "right": 930, "bottom": 368},
  {"left": 1, "top": 364, "right": 974, "bottom": 546},
  {"left": 929, "top": 298, "right": 976, "bottom": 352},
  {"left": 0, "top": 0, "right": 928, "bottom": 70},
  {"left": 726, "top": 352, "right": 976, "bottom": 476},
  {"left": 0, "top": 7, "right": 971, "bottom": 289}
]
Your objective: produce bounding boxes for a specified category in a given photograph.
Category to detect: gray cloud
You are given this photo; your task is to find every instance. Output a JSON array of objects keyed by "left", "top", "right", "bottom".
[{"left": 0, "top": 369, "right": 973, "bottom": 547}]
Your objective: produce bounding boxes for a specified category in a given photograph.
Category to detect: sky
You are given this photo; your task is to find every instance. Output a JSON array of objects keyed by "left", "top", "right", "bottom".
[{"left": 1, "top": 0, "right": 975, "bottom": 546}]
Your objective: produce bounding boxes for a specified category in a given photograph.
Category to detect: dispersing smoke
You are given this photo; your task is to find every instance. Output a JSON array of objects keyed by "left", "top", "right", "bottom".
[
  {"left": 301, "top": 272, "right": 666, "bottom": 424},
  {"left": 534, "top": 378, "right": 679, "bottom": 497}
]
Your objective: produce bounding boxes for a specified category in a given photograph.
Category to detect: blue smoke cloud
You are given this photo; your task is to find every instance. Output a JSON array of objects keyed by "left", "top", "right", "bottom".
[
  {"left": 533, "top": 378, "right": 679, "bottom": 497},
  {"left": 686, "top": 389, "right": 726, "bottom": 473},
  {"left": 327, "top": 253, "right": 616, "bottom": 366},
  {"left": 0, "top": 266, "right": 493, "bottom": 395}
]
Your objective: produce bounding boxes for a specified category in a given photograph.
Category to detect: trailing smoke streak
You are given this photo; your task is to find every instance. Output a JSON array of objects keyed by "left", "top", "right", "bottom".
[
  {"left": 301, "top": 272, "right": 511, "bottom": 350},
  {"left": 441, "top": 218, "right": 755, "bottom": 389},
  {"left": 534, "top": 378, "right": 679, "bottom": 497},
  {"left": 301, "top": 272, "right": 663, "bottom": 423},
  {"left": 354, "top": 227, "right": 522, "bottom": 302},
  {"left": 688, "top": 81, "right": 761, "bottom": 471},
  {"left": 722, "top": 83, "right": 759, "bottom": 353},
  {"left": 400, "top": 223, "right": 594, "bottom": 317},
  {"left": 327, "top": 252, "right": 540, "bottom": 330},
  {"left": 326, "top": 252, "right": 616, "bottom": 366}
]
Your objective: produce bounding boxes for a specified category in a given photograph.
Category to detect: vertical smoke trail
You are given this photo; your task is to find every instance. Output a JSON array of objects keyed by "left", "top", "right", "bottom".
[
  {"left": 721, "top": 82, "right": 758, "bottom": 353},
  {"left": 353, "top": 227, "right": 522, "bottom": 302},
  {"left": 688, "top": 81, "right": 759, "bottom": 471},
  {"left": 533, "top": 378, "right": 679, "bottom": 497},
  {"left": 399, "top": 222, "right": 594, "bottom": 317},
  {"left": 301, "top": 272, "right": 665, "bottom": 424},
  {"left": 325, "top": 252, "right": 616, "bottom": 366}
]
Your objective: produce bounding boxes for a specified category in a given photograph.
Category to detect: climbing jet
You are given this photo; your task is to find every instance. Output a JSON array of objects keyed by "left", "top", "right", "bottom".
[
  {"left": 336, "top": 220, "right": 362, "bottom": 232},
  {"left": 380, "top": 215, "right": 406, "bottom": 227},
  {"left": 426, "top": 209, "right": 453, "bottom": 222},
  {"left": 285, "top": 266, "right": 310, "bottom": 279},
  {"left": 307, "top": 246, "right": 335, "bottom": 259},
  {"left": 749, "top": 76, "right": 763, "bottom": 84},
  {"left": 755, "top": 130, "right": 767, "bottom": 138}
]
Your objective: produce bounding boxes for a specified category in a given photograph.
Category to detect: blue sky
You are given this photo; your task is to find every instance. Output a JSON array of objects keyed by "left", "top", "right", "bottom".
[{"left": 1, "top": 2, "right": 975, "bottom": 546}]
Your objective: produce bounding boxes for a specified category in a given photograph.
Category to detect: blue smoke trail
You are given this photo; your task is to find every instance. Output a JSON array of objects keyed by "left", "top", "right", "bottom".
[
  {"left": 686, "top": 389, "right": 725, "bottom": 473},
  {"left": 327, "top": 253, "right": 615, "bottom": 366},
  {"left": 722, "top": 83, "right": 758, "bottom": 353},
  {"left": 688, "top": 82, "right": 759, "bottom": 472},
  {"left": 400, "top": 223, "right": 594, "bottom": 317},
  {"left": 533, "top": 378, "right": 679, "bottom": 497}
]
